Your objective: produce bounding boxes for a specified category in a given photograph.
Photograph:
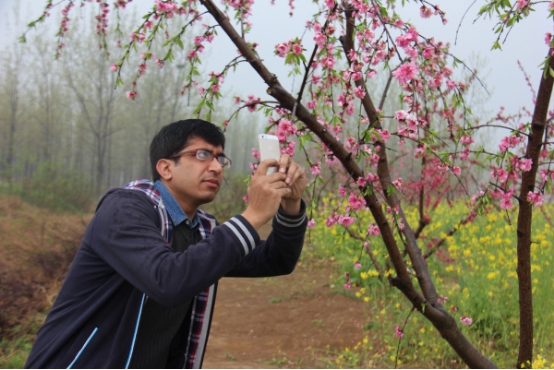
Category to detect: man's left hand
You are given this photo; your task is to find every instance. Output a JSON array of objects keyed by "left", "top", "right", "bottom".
[{"left": 277, "top": 154, "right": 307, "bottom": 214}]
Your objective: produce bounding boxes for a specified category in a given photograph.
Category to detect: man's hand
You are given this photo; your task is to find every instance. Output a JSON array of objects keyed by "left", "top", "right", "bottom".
[
  {"left": 241, "top": 159, "right": 292, "bottom": 230},
  {"left": 278, "top": 154, "right": 307, "bottom": 215}
]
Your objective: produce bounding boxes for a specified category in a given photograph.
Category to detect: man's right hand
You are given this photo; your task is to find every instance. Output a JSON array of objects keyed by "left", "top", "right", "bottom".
[{"left": 241, "top": 159, "right": 292, "bottom": 230}]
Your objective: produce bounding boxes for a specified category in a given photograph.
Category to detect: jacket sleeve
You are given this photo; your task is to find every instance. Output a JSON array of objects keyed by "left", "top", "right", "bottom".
[
  {"left": 224, "top": 199, "right": 307, "bottom": 278},
  {"left": 88, "top": 189, "right": 261, "bottom": 307}
]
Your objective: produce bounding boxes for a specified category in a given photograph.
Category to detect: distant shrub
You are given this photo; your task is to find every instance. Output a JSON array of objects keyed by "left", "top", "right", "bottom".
[{"left": 16, "top": 162, "right": 94, "bottom": 213}]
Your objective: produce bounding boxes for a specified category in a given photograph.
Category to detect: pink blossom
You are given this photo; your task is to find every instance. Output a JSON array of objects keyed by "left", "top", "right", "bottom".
[
  {"left": 540, "top": 169, "right": 550, "bottom": 182},
  {"left": 491, "top": 168, "right": 508, "bottom": 183},
  {"left": 367, "top": 223, "right": 380, "bottom": 236},
  {"left": 307, "top": 219, "right": 316, "bottom": 229},
  {"left": 194, "top": 36, "right": 205, "bottom": 46},
  {"left": 338, "top": 186, "right": 347, "bottom": 197},
  {"left": 446, "top": 80, "right": 457, "bottom": 89},
  {"left": 354, "top": 86, "right": 366, "bottom": 99},
  {"left": 460, "top": 136, "right": 474, "bottom": 146},
  {"left": 499, "top": 135, "right": 524, "bottom": 152},
  {"left": 283, "top": 141, "right": 296, "bottom": 156},
  {"left": 354, "top": 262, "right": 361, "bottom": 269},
  {"left": 313, "top": 32, "right": 327, "bottom": 48},
  {"left": 274, "top": 42, "right": 289, "bottom": 57},
  {"left": 500, "top": 190, "right": 514, "bottom": 210},
  {"left": 251, "top": 148, "right": 260, "bottom": 159},
  {"left": 395, "top": 110, "right": 408, "bottom": 120},
  {"left": 437, "top": 295, "right": 448, "bottom": 305},
  {"left": 518, "top": 158, "right": 533, "bottom": 172},
  {"left": 348, "top": 194, "right": 366, "bottom": 211},
  {"left": 110, "top": 64, "right": 118, "bottom": 72},
  {"left": 395, "top": 27, "right": 418, "bottom": 47},
  {"left": 306, "top": 99, "right": 317, "bottom": 109},
  {"left": 326, "top": 214, "right": 338, "bottom": 227},
  {"left": 452, "top": 166, "right": 461, "bottom": 176},
  {"left": 338, "top": 215, "right": 356, "bottom": 227},
  {"left": 351, "top": 71, "right": 363, "bottom": 81},
  {"left": 460, "top": 316, "right": 473, "bottom": 325},
  {"left": 392, "top": 178, "right": 403, "bottom": 191},
  {"left": 311, "top": 164, "right": 321, "bottom": 176},
  {"left": 366, "top": 173, "right": 378, "bottom": 182},
  {"left": 245, "top": 95, "right": 261, "bottom": 112},
  {"left": 422, "top": 46, "right": 435, "bottom": 59},
  {"left": 138, "top": 63, "right": 147, "bottom": 76},
  {"left": 126, "top": 91, "right": 138, "bottom": 100},
  {"left": 516, "top": 0, "right": 529, "bottom": 8},
  {"left": 292, "top": 43, "right": 303, "bottom": 55},
  {"left": 420, "top": 5, "right": 433, "bottom": 18},
  {"left": 546, "top": 33, "right": 553, "bottom": 45},
  {"left": 395, "top": 326, "right": 404, "bottom": 339},
  {"left": 155, "top": 59, "right": 164, "bottom": 68},
  {"left": 377, "top": 129, "right": 390, "bottom": 142},
  {"left": 527, "top": 191, "right": 543, "bottom": 207},
  {"left": 392, "top": 62, "right": 418, "bottom": 85}
]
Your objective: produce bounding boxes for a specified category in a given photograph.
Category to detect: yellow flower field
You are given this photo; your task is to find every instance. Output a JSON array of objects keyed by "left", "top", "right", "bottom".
[{"left": 305, "top": 196, "right": 554, "bottom": 368}]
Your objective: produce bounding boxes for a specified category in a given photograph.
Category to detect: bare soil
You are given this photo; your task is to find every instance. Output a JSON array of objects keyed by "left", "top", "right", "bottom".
[{"left": 203, "top": 225, "right": 368, "bottom": 369}]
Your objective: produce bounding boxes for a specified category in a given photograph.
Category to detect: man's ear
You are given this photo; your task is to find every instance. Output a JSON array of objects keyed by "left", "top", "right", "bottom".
[{"left": 156, "top": 159, "right": 174, "bottom": 181}]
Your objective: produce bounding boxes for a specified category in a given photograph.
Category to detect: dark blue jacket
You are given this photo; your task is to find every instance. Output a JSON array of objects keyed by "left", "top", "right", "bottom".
[{"left": 25, "top": 179, "right": 306, "bottom": 368}]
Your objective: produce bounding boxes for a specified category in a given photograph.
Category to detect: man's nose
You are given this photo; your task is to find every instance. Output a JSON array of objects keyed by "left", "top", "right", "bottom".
[{"left": 208, "top": 157, "right": 223, "bottom": 173}]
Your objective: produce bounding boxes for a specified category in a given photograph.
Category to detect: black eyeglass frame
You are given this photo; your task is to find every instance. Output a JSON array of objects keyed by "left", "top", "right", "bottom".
[{"left": 170, "top": 149, "right": 232, "bottom": 168}]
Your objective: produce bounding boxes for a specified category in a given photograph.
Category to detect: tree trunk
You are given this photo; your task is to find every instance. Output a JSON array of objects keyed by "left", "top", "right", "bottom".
[{"left": 515, "top": 48, "right": 554, "bottom": 369}]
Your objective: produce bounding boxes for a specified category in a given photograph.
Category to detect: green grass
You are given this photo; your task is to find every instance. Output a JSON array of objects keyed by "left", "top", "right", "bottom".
[{"left": 0, "top": 336, "right": 33, "bottom": 368}]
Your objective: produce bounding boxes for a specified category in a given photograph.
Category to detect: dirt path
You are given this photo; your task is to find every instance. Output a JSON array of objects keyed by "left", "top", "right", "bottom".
[{"left": 203, "top": 259, "right": 368, "bottom": 369}]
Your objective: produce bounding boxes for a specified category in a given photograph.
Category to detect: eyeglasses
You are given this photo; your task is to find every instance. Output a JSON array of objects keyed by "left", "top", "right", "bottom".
[{"left": 170, "top": 149, "right": 232, "bottom": 168}]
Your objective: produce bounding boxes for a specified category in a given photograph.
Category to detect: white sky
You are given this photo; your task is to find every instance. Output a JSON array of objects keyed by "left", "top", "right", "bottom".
[{"left": 1, "top": 0, "right": 552, "bottom": 119}]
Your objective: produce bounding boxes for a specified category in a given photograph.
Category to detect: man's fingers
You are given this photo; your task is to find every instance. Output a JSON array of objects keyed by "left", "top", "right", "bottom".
[
  {"left": 256, "top": 158, "right": 279, "bottom": 176},
  {"left": 279, "top": 154, "right": 291, "bottom": 174},
  {"left": 292, "top": 166, "right": 306, "bottom": 185},
  {"left": 284, "top": 162, "right": 304, "bottom": 186},
  {"left": 277, "top": 187, "right": 292, "bottom": 198}
]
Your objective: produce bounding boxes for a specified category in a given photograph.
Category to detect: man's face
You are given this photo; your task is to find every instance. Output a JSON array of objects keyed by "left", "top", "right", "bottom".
[{"left": 161, "top": 137, "right": 225, "bottom": 214}]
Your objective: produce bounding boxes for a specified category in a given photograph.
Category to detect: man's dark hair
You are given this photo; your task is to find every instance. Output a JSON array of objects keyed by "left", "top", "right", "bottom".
[{"left": 150, "top": 119, "right": 226, "bottom": 181}]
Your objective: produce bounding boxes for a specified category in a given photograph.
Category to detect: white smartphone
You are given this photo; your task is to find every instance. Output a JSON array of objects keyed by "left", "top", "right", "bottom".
[{"left": 258, "top": 134, "right": 281, "bottom": 175}]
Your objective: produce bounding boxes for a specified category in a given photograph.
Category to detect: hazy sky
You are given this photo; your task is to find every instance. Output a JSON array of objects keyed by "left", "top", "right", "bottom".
[{"left": 1, "top": 0, "right": 552, "bottom": 120}]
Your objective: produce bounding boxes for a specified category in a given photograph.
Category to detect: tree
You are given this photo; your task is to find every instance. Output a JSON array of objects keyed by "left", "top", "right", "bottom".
[
  {"left": 0, "top": 5, "right": 28, "bottom": 186},
  {"left": 26, "top": 0, "right": 554, "bottom": 367}
]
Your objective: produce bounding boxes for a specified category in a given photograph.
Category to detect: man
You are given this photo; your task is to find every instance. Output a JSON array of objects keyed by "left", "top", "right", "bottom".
[{"left": 25, "top": 119, "right": 307, "bottom": 368}]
